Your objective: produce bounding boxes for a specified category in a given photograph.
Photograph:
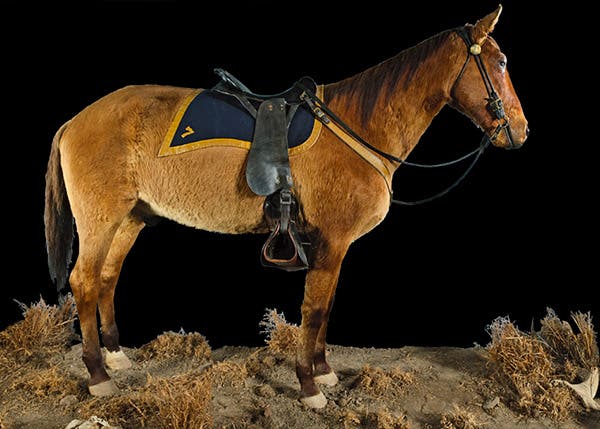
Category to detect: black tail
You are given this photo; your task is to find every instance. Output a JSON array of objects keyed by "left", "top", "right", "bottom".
[{"left": 44, "top": 122, "right": 74, "bottom": 291}]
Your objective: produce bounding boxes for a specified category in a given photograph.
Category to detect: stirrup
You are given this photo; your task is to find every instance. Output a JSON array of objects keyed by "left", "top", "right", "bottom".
[
  {"left": 261, "top": 190, "right": 309, "bottom": 271},
  {"left": 261, "top": 221, "right": 308, "bottom": 271}
]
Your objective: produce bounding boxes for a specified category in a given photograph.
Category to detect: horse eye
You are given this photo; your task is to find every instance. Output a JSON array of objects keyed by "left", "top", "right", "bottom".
[{"left": 499, "top": 60, "right": 507, "bottom": 69}]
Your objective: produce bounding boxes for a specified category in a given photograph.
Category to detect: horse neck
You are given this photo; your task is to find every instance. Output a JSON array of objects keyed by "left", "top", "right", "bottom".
[{"left": 324, "top": 31, "right": 464, "bottom": 169}]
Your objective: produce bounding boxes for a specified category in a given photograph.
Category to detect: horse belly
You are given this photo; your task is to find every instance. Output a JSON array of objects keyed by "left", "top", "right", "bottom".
[{"left": 136, "top": 148, "right": 266, "bottom": 234}]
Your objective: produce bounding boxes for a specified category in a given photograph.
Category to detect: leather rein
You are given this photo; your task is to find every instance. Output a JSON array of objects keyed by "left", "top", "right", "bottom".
[{"left": 299, "top": 26, "right": 515, "bottom": 206}]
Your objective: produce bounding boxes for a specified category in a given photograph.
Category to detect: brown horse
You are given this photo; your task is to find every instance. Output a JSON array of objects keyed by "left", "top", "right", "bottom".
[{"left": 45, "top": 6, "right": 527, "bottom": 408}]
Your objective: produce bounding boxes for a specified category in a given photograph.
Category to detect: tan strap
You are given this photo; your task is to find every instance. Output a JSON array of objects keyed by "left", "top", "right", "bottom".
[
  {"left": 322, "top": 119, "right": 393, "bottom": 193},
  {"left": 305, "top": 87, "right": 393, "bottom": 195}
]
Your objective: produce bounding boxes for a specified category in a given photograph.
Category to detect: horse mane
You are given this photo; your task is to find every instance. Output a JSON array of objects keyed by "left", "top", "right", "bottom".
[{"left": 325, "top": 29, "right": 454, "bottom": 126}]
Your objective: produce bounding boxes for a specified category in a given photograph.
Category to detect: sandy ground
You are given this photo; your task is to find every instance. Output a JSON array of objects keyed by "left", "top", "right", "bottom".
[{"left": 1, "top": 341, "right": 599, "bottom": 429}]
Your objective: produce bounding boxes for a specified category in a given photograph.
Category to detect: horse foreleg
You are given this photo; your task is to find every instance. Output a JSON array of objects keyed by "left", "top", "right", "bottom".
[
  {"left": 313, "top": 295, "right": 339, "bottom": 387},
  {"left": 99, "top": 214, "right": 144, "bottom": 370},
  {"left": 297, "top": 247, "right": 345, "bottom": 408}
]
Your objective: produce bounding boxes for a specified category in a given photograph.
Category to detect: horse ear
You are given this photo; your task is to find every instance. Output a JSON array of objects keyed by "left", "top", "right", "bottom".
[{"left": 472, "top": 4, "right": 503, "bottom": 45}]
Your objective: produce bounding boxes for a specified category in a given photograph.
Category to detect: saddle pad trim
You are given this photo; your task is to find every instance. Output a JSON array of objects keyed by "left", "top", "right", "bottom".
[{"left": 158, "top": 86, "right": 324, "bottom": 157}]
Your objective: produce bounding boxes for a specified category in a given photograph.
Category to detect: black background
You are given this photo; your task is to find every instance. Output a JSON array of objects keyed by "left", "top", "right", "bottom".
[{"left": 1, "top": 1, "right": 597, "bottom": 350}]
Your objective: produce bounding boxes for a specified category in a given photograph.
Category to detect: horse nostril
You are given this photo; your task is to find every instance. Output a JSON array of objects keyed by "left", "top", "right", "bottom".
[{"left": 525, "top": 127, "right": 530, "bottom": 137}]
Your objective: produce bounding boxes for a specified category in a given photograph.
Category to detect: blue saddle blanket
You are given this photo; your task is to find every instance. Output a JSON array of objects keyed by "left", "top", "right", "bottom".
[{"left": 159, "top": 88, "right": 323, "bottom": 157}]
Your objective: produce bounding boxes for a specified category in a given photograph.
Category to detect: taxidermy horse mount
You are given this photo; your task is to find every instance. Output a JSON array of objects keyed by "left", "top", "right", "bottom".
[{"left": 45, "top": 6, "right": 528, "bottom": 408}]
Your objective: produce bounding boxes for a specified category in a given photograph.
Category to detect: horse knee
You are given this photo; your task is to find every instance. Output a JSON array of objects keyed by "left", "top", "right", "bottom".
[
  {"left": 70, "top": 262, "right": 102, "bottom": 297},
  {"left": 69, "top": 271, "right": 96, "bottom": 306},
  {"left": 100, "top": 270, "right": 119, "bottom": 290}
]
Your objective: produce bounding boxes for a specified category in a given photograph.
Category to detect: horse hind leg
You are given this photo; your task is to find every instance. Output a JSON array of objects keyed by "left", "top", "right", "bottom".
[
  {"left": 99, "top": 214, "right": 145, "bottom": 371},
  {"left": 69, "top": 219, "right": 125, "bottom": 396},
  {"left": 296, "top": 244, "right": 347, "bottom": 409}
]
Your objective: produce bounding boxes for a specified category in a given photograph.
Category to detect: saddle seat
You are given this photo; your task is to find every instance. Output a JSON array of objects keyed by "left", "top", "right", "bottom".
[
  {"left": 212, "top": 69, "right": 313, "bottom": 271},
  {"left": 214, "top": 68, "right": 316, "bottom": 104}
]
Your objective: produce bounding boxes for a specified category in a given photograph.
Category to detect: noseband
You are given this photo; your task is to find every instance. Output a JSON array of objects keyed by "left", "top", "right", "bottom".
[{"left": 454, "top": 27, "right": 517, "bottom": 150}]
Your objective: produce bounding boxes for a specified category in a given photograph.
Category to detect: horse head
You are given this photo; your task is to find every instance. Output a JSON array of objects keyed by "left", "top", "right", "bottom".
[{"left": 450, "top": 5, "right": 529, "bottom": 149}]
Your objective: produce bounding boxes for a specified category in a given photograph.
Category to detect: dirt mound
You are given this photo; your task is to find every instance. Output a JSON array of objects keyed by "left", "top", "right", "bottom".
[{"left": 1, "top": 302, "right": 598, "bottom": 428}]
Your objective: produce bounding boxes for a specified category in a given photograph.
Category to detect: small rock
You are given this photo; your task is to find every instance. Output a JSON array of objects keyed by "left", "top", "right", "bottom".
[
  {"left": 78, "top": 422, "right": 101, "bottom": 429},
  {"left": 64, "top": 416, "right": 120, "bottom": 429},
  {"left": 254, "top": 384, "right": 276, "bottom": 398},
  {"left": 483, "top": 396, "right": 501, "bottom": 411},
  {"left": 60, "top": 394, "right": 79, "bottom": 407},
  {"left": 65, "top": 420, "right": 84, "bottom": 429}
]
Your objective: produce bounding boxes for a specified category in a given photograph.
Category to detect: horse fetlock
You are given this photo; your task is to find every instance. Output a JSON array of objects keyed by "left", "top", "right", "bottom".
[
  {"left": 105, "top": 349, "right": 132, "bottom": 370},
  {"left": 101, "top": 325, "right": 121, "bottom": 351},
  {"left": 88, "top": 379, "right": 119, "bottom": 397},
  {"left": 300, "top": 391, "right": 327, "bottom": 409},
  {"left": 82, "top": 350, "right": 107, "bottom": 379},
  {"left": 314, "top": 371, "right": 339, "bottom": 387}
]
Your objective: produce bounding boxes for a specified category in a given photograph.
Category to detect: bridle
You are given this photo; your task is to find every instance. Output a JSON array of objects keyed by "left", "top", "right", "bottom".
[
  {"left": 298, "top": 25, "right": 516, "bottom": 206},
  {"left": 454, "top": 27, "right": 517, "bottom": 151}
]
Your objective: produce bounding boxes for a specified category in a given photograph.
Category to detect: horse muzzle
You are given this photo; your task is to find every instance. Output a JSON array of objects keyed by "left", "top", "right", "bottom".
[
  {"left": 505, "top": 124, "right": 529, "bottom": 150},
  {"left": 492, "top": 121, "right": 528, "bottom": 150}
]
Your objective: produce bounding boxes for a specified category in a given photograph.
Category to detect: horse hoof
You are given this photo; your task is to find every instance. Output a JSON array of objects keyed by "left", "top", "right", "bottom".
[
  {"left": 314, "top": 371, "right": 339, "bottom": 387},
  {"left": 105, "top": 349, "right": 132, "bottom": 370},
  {"left": 88, "top": 379, "right": 119, "bottom": 397},
  {"left": 300, "top": 391, "right": 327, "bottom": 409}
]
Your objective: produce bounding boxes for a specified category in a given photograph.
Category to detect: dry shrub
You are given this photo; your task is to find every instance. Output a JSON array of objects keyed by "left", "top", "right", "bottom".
[
  {"left": 208, "top": 361, "right": 248, "bottom": 388},
  {"left": 487, "top": 316, "right": 578, "bottom": 420},
  {"left": 0, "top": 409, "right": 6, "bottom": 429},
  {"left": 137, "top": 330, "right": 211, "bottom": 362},
  {"left": 142, "top": 372, "right": 212, "bottom": 429},
  {"left": 81, "top": 394, "right": 141, "bottom": 425},
  {"left": 540, "top": 309, "right": 599, "bottom": 371},
  {"left": 354, "top": 365, "right": 414, "bottom": 398},
  {"left": 82, "top": 371, "right": 212, "bottom": 429},
  {"left": 339, "top": 409, "right": 362, "bottom": 428},
  {"left": 440, "top": 405, "right": 482, "bottom": 429},
  {"left": 0, "top": 296, "right": 77, "bottom": 392},
  {"left": 0, "top": 296, "right": 76, "bottom": 363},
  {"left": 0, "top": 352, "right": 11, "bottom": 378},
  {"left": 370, "top": 406, "right": 410, "bottom": 429},
  {"left": 260, "top": 309, "right": 299, "bottom": 360},
  {"left": 245, "top": 349, "right": 278, "bottom": 376},
  {"left": 9, "top": 365, "right": 78, "bottom": 398}
]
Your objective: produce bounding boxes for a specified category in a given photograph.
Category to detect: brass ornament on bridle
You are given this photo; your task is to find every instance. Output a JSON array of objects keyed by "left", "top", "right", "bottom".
[{"left": 469, "top": 43, "right": 482, "bottom": 55}]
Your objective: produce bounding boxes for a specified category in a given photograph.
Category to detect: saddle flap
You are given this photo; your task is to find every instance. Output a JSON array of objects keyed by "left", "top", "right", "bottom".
[{"left": 246, "top": 98, "right": 293, "bottom": 196}]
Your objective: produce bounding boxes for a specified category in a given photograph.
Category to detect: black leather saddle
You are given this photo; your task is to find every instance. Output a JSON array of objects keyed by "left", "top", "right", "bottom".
[
  {"left": 212, "top": 69, "right": 315, "bottom": 271},
  {"left": 214, "top": 68, "right": 315, "bottom": 104}
]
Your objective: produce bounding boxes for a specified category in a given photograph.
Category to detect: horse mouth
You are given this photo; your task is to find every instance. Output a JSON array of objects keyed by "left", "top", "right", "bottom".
[
  {"left": 504, "top": 141, "right": 523, "bottom": 150},
  {"left": 490, "top": 125, "right": 526, "bottom": 150}
]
